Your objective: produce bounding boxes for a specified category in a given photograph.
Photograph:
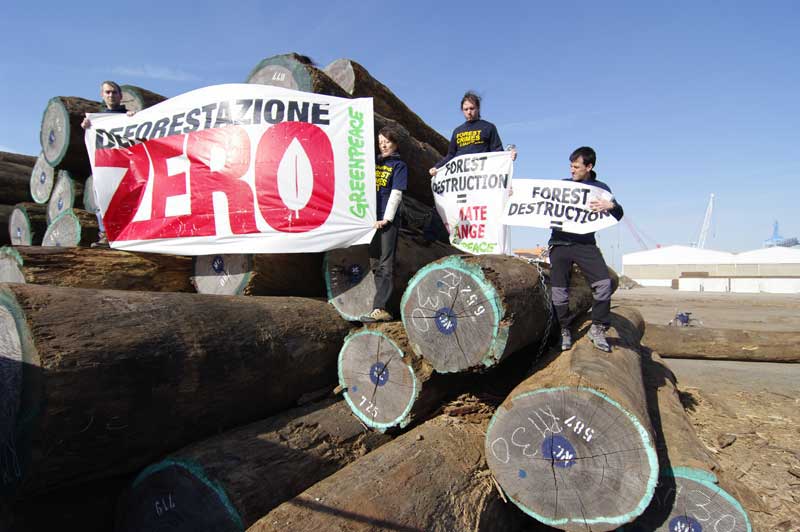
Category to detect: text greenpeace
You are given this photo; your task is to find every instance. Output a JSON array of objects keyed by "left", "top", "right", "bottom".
[
  {"left": 502, "top": 179, "right": 618, "bottom": 234},
  {"left": 84, "top": 84, "right": 375, "bottom": 254},
  {"left": 431, "top": 151, "right": 512, "bottom": 254}
]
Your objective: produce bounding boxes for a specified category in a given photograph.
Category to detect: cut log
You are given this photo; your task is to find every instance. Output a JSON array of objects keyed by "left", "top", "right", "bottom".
[
  {"left": 0, "top": 159, "right": 36, "bottom": 205},
  {"left": 8, "top": 202, "right": 48, "bottom": 246},
  {"left": 325, "top": 231, "right": 458, "bottom": 321},
  {"left": 485, "top": 308, "right": 659, "bottom": 532},
  {"left": 338, "top": 322, "right": 470, "bottom": 431},
  {"left": 46, "top": 171, "right": 84, "bottom": 223},
  {"left": 0, "top": 284, "right": 352, "bottom": 496},
  {"left": 644, "top": 323, "right": 800, "bottom": 363},
  {"left": 29, "top": 153, "right": 57, "bottom": 204},
  {"left": 42, "top": 208, "right": 99, "bottom": 247},
  {"left": 401, "top": 256, "right": 612, "bottom": 373},
  {"left": 0, "top": 246, "right": 193, "bottom": 291},
  {"left": 0, "top": 151, "right": 37, "bottom": 167},
  {"left": 120, "top": 85, "right": 167, "bottom": 113},
  {"left": 193, "top": 253, "right": 325, "bottom": 297},
  {"left": 621, "top": 352, "right": 754, "bottom": 531},
  {"left": 248, "top": 53, "right": 441, "bottom": 206},
  {"left": 116, "top": 398, "right": 392, "bottom": 531},
  {"left": 0, "top": 205, "right": 12, "bottom": 246},
  {"left": 248, "top": 405, "right": 537, "bottom": 532},
  {"left": 324, "top": 59, "right": 448, "bottom": 156},
  {"left": 82, "top": 175, "right": 97, "bottom": 213},
  {"left": 39, "top": 96, "right": 100, "bottom": 176}
]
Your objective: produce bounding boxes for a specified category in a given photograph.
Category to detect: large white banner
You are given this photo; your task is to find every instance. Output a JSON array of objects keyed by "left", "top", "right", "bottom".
[
  {"left": 84, "top": 84, "right": 375, "bottom": 254},
  {"left": 431, "top": 151, "right": 512, "bottom": 254},
  {"left": 502, "top": 179, "right": 619, "bottom": 234}
]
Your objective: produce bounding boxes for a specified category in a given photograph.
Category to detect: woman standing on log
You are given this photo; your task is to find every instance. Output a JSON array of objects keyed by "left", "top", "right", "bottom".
[{"left": 359, "top": 126, "right": 408, "bottom": 322}]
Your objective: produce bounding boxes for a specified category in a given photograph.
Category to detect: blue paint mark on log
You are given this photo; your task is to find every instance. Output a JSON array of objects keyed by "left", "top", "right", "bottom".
[
  {"left": 369, "top": 362, "right": 389, "bottom": 386},
  {"left": 434, "top": 307, "right": 457, "bottom": 335},
  {"left": 541, "top": 434, "right": 577, "bottom": 468},
  {"left": 669, "top": 515, "right": 702, "bottom": 532}
]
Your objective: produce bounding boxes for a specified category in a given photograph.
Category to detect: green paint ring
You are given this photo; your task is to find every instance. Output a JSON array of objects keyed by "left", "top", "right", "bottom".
[
  {"left": 43, "top": 209, "right": 81, "bottom": 247},
  {"left": 40, "top": 97, "right": 70, "bottom": 167},
  {"left": 245, "top": 54, "right": 312, "bottom": 91},
  {"left": 323, "top": 252, "right": 364, "bottom": 322}
]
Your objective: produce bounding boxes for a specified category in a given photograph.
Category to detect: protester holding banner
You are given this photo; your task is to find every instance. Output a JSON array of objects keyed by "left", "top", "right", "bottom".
[
  {"left": 360, "top": 126, "right": 408, "bottom": 322},
  {"left": 81, "top": 80, "right": 133, "bottom": 247},
  {"left": 550, "top": 147, "right": 623, "bottom": 353}
]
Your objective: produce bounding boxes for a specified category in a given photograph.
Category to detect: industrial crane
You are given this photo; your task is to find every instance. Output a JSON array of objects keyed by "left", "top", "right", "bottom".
[{"left": 695, "top": 194, "right": 714, "bottom": 249}]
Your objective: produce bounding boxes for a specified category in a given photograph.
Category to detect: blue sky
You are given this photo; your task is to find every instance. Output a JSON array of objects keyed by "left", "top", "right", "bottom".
[{"left": 1, "top": 1, "right": 797, "bottom": 269}]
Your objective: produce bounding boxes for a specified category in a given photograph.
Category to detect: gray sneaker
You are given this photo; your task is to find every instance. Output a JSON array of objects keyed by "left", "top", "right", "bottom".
[
  {"left": 560, "top": 328, "right": 572, "bottom": 351},
  {"left": 91, "top": 232, "right": 109, "bottom": 248},
  {"left": 588, "top": 323, "right": 611, "bottom": 352}
]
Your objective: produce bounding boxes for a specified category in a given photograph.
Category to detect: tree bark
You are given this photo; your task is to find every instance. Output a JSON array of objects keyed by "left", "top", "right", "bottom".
[
  {"left": 82, "top": 175, "right": 97, "bottom": 213},
  {"left": 46, "top": 171, "right": 84, "bottom": 223},
  {"left": 324, "top": 59, "right": 448, "bottom": 156},
  {"left": 248, "top": 407, "right": 539, "bottom": 532},
  {"left": 0, "top": 246, "right": 193, "bottom": 292},
  {"left": 116, "top": 398, "right": 393, "bottom": 532},
  {"left": 0, "top": 205, "right": 12, "bottom": 246},
  {"left": 0, "top": 284, "right": 351, "bottom": 496},
  {"left": 485, "top": 308, "right": 659, "bottom": 532},
  {"left": 0, "top": 160, "right": 35, "bottom": 205},
  {"left": 193, "top": 253, "right": 325, "bottom": 297},
  {"left": 42, "top": 208, "right": 99, "bottom": 247},
  {"left": 0, "top": 151, "right": 37, "bottom": 167},
  {"left": 643, "top": 323, "right": 800, "bottom": 363},
  {"left": 621, "top": 352, "right": 755, "bottom": 531},
  {"left": 401, "top": 255, "right": 615, "bottom": 373},
  {"left": 9, "top": 202, "right": 48, "bottom": 246},
  {"left": 39, "top": 96, "right": 99, "bottom": 176},
  {"left": 29, "top": 153, "right": 57, "bottom": 204},
  {"left": 325, "top": 230, "right": 459, "bottom": 321},
  {"left": 120, "top": 85, "right": 167, "bottom": 113},
  {"left": 338, "top": 322, "right": 470, "bottom": 431}
]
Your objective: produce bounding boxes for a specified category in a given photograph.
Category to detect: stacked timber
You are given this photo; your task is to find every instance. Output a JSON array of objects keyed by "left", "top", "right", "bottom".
[
  {"left": 46, "top": 170, "right": 84, "bottom": 223},
  {"left": 120, "top": 85, "right": 167, "bottom": 113},
  {"left": 248, "top": 397, "right": 539, "bottom": 532},
  {"left": 8, "top": 202, "right": 48, "bottom": 246},
  {"left": 621, "top": 351, "right": 755, "bottom": 530},
  {"left": 0, "top": 205, "right": 13, "bottom": 246},
  {"left": 324, "top": 231, "right": 459, "bottom": 321},
  {"left": 193, "top": 253, "right": 325, "bottom": 297},
  {"left": 39, "top": 96, "right": 100, "bottom": 176},
  {"left": 116, "top": 398, "right": 392, "bottom": 531},
  {"left": 323, "top": 58, "right": 449, "bottom": 155},
  {"left": 82, "top": 175, "right": 97, "bottom": 213},
  {"left": 485, "top": 308, "right": 659, "bottom": 531},
  {"left": 0, "top": 246, "right": 192, "bottom": 291},
  {"left": 0, "top": 151, "right": 36, "bottom": 205},
  {"left": 41, "top": 208, "right": 99, "bottom": 247},
  {"left": 29, "top": 153, "right": 58, "bottom": 204},
  {"left": 644, "top": 323, "right": 800, "bottom": 363},
  {"left": 0, "top": 284, "right": 351, "bottom": 497},
  {"left": 246, "top": 52, "right": 442, "bottom": 206}
]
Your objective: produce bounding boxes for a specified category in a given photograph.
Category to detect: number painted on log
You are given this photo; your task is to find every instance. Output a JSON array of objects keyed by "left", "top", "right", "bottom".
[
  {"left": 410, "top": 308, "right": 431, "bottom": 332},
  {"left": 358, "top": 395, "right": 379, "bottom": 418},
  {"left": 564, "top": 414, "right": 596, "bottom": 442},
  {"left": 490, "top": 437, "right": 510, "bottom": 464},
  {"left": 154, "top": 493, "right": 176, "bottom": 517},
  {"left": 272, "top": 71, "right": 287, "bottom": 81}
]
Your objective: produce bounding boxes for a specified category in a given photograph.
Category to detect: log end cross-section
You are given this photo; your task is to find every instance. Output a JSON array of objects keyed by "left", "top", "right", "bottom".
[
  {"left": 193, "top": 254, "right": 253, "bottom": 295},
  {"left": 47, "top": 171, "right": 84, "bottom": 224},
  {"left": 29, "top": 154, "right": 56, "bottom": 205},
  {"left": 9, "top": 203, "right": 48, "bottom": 246},
  {"left": 42, "top": 209, "right": 99, "bottom": 247},
  {"left": 486, "top": 386, "right": 659, "bottom": 531}
]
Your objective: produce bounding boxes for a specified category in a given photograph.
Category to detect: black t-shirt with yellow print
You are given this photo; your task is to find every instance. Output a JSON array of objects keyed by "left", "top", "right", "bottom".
[
  {"left": 375, "top": 153, "right": 408, "bottom": 220},
  {"left": 436, "top": 119, "right": 503, "bottom": 167}
]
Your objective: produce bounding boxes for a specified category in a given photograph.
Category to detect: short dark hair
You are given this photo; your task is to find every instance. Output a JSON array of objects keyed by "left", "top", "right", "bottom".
[
  {"left": 378, "top": 125, "right": 404, "bottom": 146},
  {"left": 100, "top": 80, "right": 122, "bottom": 94},
  {"left": 570, "top": 146, "right": 596, "bottom": 168},
  {"left": 461, "top": 91, "right": 481, "bottom": 110}
]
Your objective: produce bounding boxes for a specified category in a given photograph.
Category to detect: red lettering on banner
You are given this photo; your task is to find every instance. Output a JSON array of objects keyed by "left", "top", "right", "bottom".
[
  {"left": 98, "top": 143, "right": 153, "bottom": 241},
  {"left": 188, "top": 127, "right": 257, "bottom": 235},
  {"left": 255, "top": 122, "right": 335, "bottom": 232},
  {"left": 150, "top": 135, "right": 186, "bottom": 219}
]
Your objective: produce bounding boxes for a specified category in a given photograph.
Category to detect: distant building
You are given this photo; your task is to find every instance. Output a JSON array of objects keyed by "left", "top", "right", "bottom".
[{"left": 622, "top": 245, "right": 800, "bottom": 294}]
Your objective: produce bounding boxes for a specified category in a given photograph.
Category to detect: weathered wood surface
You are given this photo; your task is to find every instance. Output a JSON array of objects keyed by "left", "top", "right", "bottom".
[
  {"left": 8, "top": 202, "right": 48, "bottom": 246},
  {"left": 46, "top": 171, "right": 84, "bottom": 223},
  {"left": 621, "top": 352, "right": 754, "bottom": 531},
  {"left": 29, "top": 153, "right": 57, "bottom": 204},
  {"left": 120, "top": 85, "right": 167, "bottom": 113},
  {"left": 39, "top": 96, "right": 99, "bottom": 176},
  {"left": 485, "top": 308, "right": 658, "bottom": 531},
  {"left": 339, "top": 322, "right": 470, "bottom": 431},
  {"left": 0, "top": 284, "right": 351, "bottom": 496},
  {"left": 41, "top": 208, "right": 99, "bottom": 247},
  {"left": 116, "top": 398, "right": 392, "bottom": 532},
  {"left": 325, "top": 231, "right": 458, "bottom": 321},
  {"left": 644, "top": 323, "right": 800, "bottom": 363},
  {"left": 0, "top": 159, "right": 36, "bottom": 205},
  {"left": 82, "top": 175, "right": 97, "bottom": 213},
  {"left": 401, "top": 256, "right": 611, "bottom": 373},
  {"left": 0, "top": 151, "right": 37, "bottom": 167},
  {"left": 0, "top": 205, "right": 12, "bottom": 246},
  {"left": 193, "top": 253, "right": 325, "bottom": 297},
  {"left": 324, "top": 58, "right": 448, "bottom": 155},
  {"left": 247, "top": 52, "right": 441, "bottom": 206},
  {"left": 248, "top": 405, "right": 540, "bottom": 532},
  {"left": 0, "top": 246, "right": 193, "bottom": 291}
]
